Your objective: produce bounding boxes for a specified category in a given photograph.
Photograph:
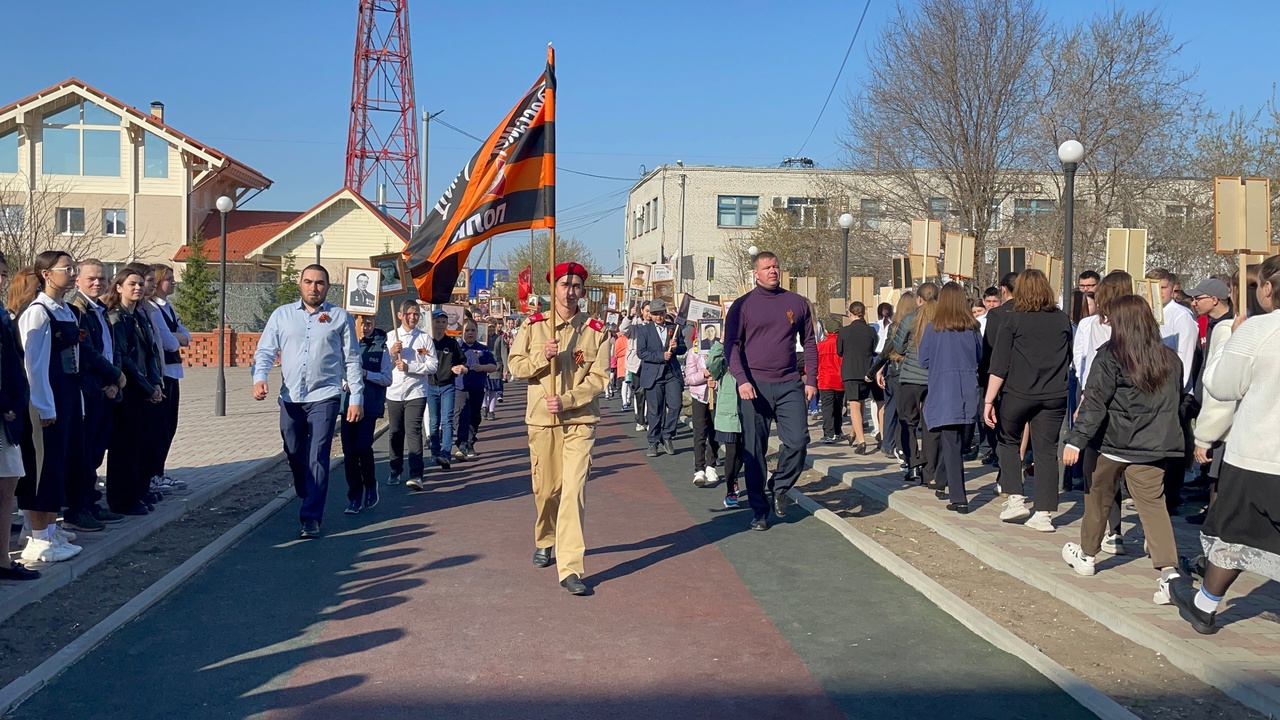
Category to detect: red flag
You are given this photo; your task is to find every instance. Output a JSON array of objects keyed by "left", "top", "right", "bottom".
[
  {"left": 517, "top": 264, "right": 532, "bottom": 312},
  {"left": 405, "top": 47, "right": 556, "bottom": 303}
]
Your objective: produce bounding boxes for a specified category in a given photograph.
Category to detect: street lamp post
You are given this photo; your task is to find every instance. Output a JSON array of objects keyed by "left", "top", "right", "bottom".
[
  {"left": 1058, "top": 140, "right": 1084, "bottom": 300},
  {"left": 838, "top": 212, "right": 855, "bottom": 301},
  {"left": 214, "top": 195, "right": 235, "bottom": 417},
  {"left": 310, "top": 232, "right": 324, "bottom": 266},
  {"left": 677, "top": 172, "right": 687, "bottom": 294}
]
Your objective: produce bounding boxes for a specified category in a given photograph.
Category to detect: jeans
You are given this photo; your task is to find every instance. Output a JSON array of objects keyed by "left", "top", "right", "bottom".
[{"left": 425, "top": 383, "right": 456, "bottom": 460}]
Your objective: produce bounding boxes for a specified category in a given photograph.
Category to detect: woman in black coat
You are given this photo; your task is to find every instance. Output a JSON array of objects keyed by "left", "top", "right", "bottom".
[
  {"left": 104, "top": 268, "right": 164, "bottom": 516},
  {"left": 0, "top": 252, "right": 36, "bottom": 579}
]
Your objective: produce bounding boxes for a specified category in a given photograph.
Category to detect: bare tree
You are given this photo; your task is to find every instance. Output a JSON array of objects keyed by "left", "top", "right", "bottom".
[
  {"left": 1034, "top": 7, "right": 1203, "bottom": 276},
  {"left": 0, "top": 175, "right": 118, "bottom": 268},
  {"left": 841, "top": 0, "right": 1046, "bottom": 281},
  {"left": 495, "top": 232, "right": 602, "bottom": 301}
]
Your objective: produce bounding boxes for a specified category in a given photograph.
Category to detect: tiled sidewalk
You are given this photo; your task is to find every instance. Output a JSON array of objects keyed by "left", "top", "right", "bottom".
[
  {"left": 2, "top": 367, "right": 293, "bottom": 623},
  {"left": 791, "top": 428, "right": 1280, "bottom": 718}
]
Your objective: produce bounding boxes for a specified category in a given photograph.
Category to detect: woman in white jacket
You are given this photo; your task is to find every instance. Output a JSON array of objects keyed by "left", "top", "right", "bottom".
[{"left": 1172, "top": 254, "right": 1280, "bottom": 635}]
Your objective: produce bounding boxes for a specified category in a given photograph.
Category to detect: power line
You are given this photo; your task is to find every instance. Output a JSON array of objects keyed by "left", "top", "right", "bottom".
[
  {"left": 794, "top": 0, "right": 873, "bottom": 157},
  {"left": 430, "top": 117, "right": 637, "bottom": 181}
]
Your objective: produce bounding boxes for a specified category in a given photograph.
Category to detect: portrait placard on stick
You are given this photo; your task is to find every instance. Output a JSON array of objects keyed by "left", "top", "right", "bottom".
[
  {"left": 628, "top": 262, "right": 653, "bottom": 291},
  {"left": 1030, "top": 252, "right": 1063, "bottom": 299},
  {"left": 942, "top": 233, "right": 976, "bottom": 279},
  {"left": 1105, "top": 228, "right": 1147, "bottom": 276},
  {"left": 909, "top": 254, "right": 934, "bottom": 281},
  {"left": 344, "top": 267, "right": 380, "bottom": 316},
  {"left": 795, "top": 276, "right": 818, "bottom": 302},
  {"left": 891, "top": 257, "right": 913, "bottom": 290},
  {"left": 1136, "top": 279, "right": 1163, "bottom": 324},
  {"left": 910, "top": 219, "right": 942, "bottom": 258},
  {"left": 848, "top": 276, "right": 875, "bottom": 306},
  {"left": 1214, "top": 176, "right": 1271, "bottom": 255}
]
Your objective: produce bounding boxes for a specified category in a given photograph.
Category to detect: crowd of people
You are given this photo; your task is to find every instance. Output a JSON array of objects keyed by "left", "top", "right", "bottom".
[
  {"left": 2, "top": 253, "right": 191, "bottom": 580},
  {"left": 604, "top": 249, "right": 1280, "bottom": 634}
]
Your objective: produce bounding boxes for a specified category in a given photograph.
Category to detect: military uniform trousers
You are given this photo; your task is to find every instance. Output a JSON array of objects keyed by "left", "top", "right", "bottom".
[{"left": 529, "top": 422, "right": 594, "bottom": 582}]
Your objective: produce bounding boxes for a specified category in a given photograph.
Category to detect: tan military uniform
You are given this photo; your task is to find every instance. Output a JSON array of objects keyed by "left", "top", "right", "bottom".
[{"left": 507, "top": 310, "right": 611, "bottom": 581}]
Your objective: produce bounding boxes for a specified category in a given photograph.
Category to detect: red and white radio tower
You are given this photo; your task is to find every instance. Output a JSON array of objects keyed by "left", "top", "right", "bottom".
[{"left": 345, "top": 0, "right": 420, "bottom": 225}]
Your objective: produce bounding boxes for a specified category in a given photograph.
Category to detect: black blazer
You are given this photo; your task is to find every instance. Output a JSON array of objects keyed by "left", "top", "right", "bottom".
[
  {"left": 0, "top": 311, "right": 28, "bottom": 444},
  {"left": 107, "top": 305, "right": 163, "bottom": 397},
  {"left": 635, "top": 321, "right": 686, "bottom": 390},
  {"left": 836, "top": 320, "right": 878, "bottom": 381},
  {"left": 70, "top": 293, "right": 122, "bottom": 395}
]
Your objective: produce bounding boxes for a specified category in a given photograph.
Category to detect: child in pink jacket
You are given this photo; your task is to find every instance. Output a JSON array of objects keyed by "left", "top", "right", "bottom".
[{"left": 685, "top": 344, "right": 719, "bottom": 487}]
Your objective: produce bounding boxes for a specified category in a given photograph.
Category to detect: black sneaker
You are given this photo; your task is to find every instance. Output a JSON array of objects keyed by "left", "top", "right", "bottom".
[
  {"left": 463, "top": 444, "right": 479, "bottom": 459},
  {"left": 0, "top": 562, "right": 40, "bottom": 581},
  {"left": 63, "top": 509, "right": 105, "bottom": 532},
  {"left": 90, "top": 505, "right": 125, "bottom": 524},
  {"left": 364, "top": 487, "right": 379, "bottom": 510},
  {"left": 300, "top": 520, "right": 321, "bottom": 539},
  {"left": 436, "top": 456, "right": 452, "bottom": 470},
  {"left": 1169, "top": 576, "right": 1219, "bottom": 634},
  {"left": 749, "top": 517, "right": 768, "bottom": 531},
  {"left": 344, "top": 501, "right": 361, "bottom": 515},
  {"left": 646, "top": 444, "right": 660, "bottom": 457}
]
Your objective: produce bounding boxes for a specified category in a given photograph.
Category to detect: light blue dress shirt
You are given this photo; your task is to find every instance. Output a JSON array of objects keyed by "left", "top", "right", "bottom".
[{"left": 253, "top": 301, "right": 364, "bottom": 406}]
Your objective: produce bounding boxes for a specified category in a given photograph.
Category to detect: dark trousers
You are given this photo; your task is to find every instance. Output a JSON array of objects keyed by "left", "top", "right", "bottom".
[
  {"left": 936, "top": 424, "right": 968, "bottom": 503},
  {"left": 341, "top": 416, "right": 377, "bottom": 502},
  {"left": 631, "top": 376, "right": 648, "bottom": 425},
  {"left": 106, "top": 392, "right": 151, "bottom": 512},
  {"left": 454, "top": 386, "right": 484, "bottom": 447},
  {"left": 690, "top": 399, "right": 718, "bottom": 470},
  {"left": 80, "top": 390, "right": 111, "bottom": 507},
  {"left": 722, "top": 436, "right": 743, "bottom": 494},
  {"left": 819, "top": 389, "right": 844, "bottom": 439},
  {"left": 280, "top": 397, "right": 340, "bottom": 523},
  {"left": 386, "top": 397, "right": 426, "bottom": 478},
  {"left": 995, "top": 394, "right": 1066, "bottom": 512},
  {"left": 1163, "top": 398, "right": 1195, "bottom": 513},
  {"left": 896, "top": 383, "right": 929, "bottom": 473},
  {"left": 741, "top": 379, "right": 809, "bottom": 519},
  {"left": 645, "top": 372, "right": 681, "bottom": 445},
  {"left": 149, "top": 376, "right": 180, "bottom": 478},
  {"left": 882, "top": 377, "right": 902, "bottom": 455}
]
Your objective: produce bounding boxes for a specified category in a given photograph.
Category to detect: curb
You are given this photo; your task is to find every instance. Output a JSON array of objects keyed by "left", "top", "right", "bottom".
[
  {"left": 0, "top": 422, "right": 388, "bottom": 716},
  {"left": 799, "top": 447, "right": 1280, "bottom": 719},
  {"left": 0, "top": 488, "right": 292, "bottom": 715},
  {"left": 786, "top": 488, "right": 1142, "bottom": 720}
]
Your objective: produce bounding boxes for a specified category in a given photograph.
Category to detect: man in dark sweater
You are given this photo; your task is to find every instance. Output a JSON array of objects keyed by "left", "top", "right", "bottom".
[
  {"left": 723, "top": 251, "right": 818, "bottom": 530},
  {"left": 979, "top": 272, "right": 1017, "bottom": 465}
]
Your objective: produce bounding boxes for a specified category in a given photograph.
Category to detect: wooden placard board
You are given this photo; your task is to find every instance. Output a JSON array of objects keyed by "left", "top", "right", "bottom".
[
  {"left": 795, "top": 276, "right": 818, "bottom": 302},
  {"left": 891, "top": 257, "right": 913, "bottom": 289},
  {"left": 996, "top": 247, "right": 1028, "bottom": 280},
  {"left": 781, "top": 271, "right": 792, "bottom": 290},
  {"left": 1105, "top": 228, "right": 1147, "bottom": 276},
  {"left": 1214, "top": 176, "right": 1271, "bottom": 255},
  {"left": 849, "top": 276, "right": 876, "bottom": 306},
  {"left": 1136, "top": 279, "right": 1164, "bottom": 324},
  {"left": 1030, "top": 252, "right": 1063, "bottom": 299},
  {"left": 910, "top": 254, "right": 934, "bottom": 281},
  {"left": 942, "top": 232, "right": 976, "bottom": 279},
  {"left": 879, "top": 287, "right": 901, "bottom": 307},
  {"left": 910, "top": 218, "right": 942, "bottom": 257}
]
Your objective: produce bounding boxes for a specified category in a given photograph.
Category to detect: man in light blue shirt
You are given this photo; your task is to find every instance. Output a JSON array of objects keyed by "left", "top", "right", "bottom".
[{"left": 253, "top": 265, "right": 364, "bottom": 539}]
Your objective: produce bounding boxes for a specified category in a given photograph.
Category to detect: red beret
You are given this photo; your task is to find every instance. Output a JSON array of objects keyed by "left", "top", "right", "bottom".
[{"left": 546, "top": 262, "right": 588, "bottom": 282}]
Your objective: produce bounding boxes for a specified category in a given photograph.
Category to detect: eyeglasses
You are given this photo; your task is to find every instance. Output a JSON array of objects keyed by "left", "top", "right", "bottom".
[
  {"left": 1192, "top": 295, "right": 1214, "bottom": 302},
  {"left": 49, "top": 266, "right": 78, "bottom": 275}
]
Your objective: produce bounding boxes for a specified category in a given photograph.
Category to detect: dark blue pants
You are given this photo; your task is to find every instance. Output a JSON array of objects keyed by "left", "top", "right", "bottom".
[
  {"left": 280, "top": 397, "right": 340, "bottom": 523},
  {"left": 453, "top": 387, "right": 484, "bottom": 447},
  {"left": 341, "top": 416, "right": 377, "bottom": 502},
  {"left": 881, "top": 378, "right": 899, "bottom": 454},
  {"left": 740, "top": 379, "right": 809, "bottom": 520},
  {"left": 645, "top": 370, "right": 682, "bottom": 445}
]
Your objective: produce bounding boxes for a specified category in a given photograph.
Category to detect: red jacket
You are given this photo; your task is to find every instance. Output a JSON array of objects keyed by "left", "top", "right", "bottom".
[{"left": 817, "top": 334, "right": 842, "bottom": 391}]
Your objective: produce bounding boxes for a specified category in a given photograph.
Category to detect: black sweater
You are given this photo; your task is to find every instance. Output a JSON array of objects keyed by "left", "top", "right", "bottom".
[{"left": 989, "top": 308, "right": 1071, "bottom": 401}]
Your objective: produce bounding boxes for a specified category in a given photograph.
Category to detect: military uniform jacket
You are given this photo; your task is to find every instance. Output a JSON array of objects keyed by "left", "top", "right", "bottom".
[{"left": 508, "top": 311, "right": 611, "bottom": 428}]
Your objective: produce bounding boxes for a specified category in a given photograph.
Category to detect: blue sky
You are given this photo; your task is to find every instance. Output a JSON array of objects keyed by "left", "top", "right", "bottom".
[{"left": 3, "top": 1, "right": 1275, "bottom": 272}]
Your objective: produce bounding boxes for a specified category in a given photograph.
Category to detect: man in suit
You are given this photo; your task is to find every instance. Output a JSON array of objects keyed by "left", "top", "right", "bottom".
[
  {"left": 349, "top": 273, "right": 375, "bottom": 308},
  {"left": 836, "top": 301, "right": 878, "bottom": 454},
  {"left": 636, "top": 298, "right": 685, "bottom": 456}
]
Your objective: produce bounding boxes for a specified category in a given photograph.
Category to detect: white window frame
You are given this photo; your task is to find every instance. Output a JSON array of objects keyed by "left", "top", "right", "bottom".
[
  {"left": 103, "top": 208, "right": 127, "bottom": 237},
  {"left": 57, "top": 207, "right": 85, "bottom": 236}
]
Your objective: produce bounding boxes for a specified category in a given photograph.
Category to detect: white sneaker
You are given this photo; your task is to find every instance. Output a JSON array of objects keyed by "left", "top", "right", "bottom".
[
  {"left": 54, "top": 533, "right": 82, "bottom": 557},
  {"left": 636, "top": 423, "right": 645, "bottom": 432},
  {"left": 1024, "top": 511, "right": 1055, "bottom": 533},
  {"left": 20, "top": 536, "right": 77, "bottom": 563},
  {"left": 1152, "top": 568, "right": 1179, "bottom": 605},
  {"left": 1062, "top": 542, "right": 1096, "bottom": 576},
  {"left": 693, "top": 470, "right": 708, "bottom": 487},
  {"left": 54, "top": 523, "right": 76, "bottom": 542},
  {"left": 1100, "top": 533, "right": 1125, "bottom": 555},
  {"left": 999, "top": 495, "right": 1031, "bottom": 522},
  {"left": 704, "top": 466, "right": 719, "bottom": 486}
]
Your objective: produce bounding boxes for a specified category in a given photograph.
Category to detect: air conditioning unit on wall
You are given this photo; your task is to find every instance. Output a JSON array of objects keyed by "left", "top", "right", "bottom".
[{"left": 772, "top": 196, "right": 786, "bottom": 209}]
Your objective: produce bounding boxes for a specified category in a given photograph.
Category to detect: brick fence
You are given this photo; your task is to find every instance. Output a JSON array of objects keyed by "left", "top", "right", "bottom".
[{"left": 180, "top": 331, "right": 263, "bottom": 367}]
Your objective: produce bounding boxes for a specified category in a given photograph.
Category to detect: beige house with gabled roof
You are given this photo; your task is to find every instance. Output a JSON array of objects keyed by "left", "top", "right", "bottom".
[{"left": 0, "top": 78, "right": 271, "bottom": 271}]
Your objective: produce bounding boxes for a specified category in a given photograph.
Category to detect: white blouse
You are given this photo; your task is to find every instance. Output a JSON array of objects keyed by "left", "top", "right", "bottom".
[{"left": 19, "top": 294, "right": 79, "bottom": 421}]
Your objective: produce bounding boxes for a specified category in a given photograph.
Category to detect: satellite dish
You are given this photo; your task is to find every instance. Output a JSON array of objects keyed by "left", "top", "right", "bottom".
[{"left": 638, "top": 164, "right": 647, "bottom": 176}]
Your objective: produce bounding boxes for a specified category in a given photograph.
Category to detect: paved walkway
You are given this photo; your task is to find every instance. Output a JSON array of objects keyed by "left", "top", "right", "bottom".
[
  {"left": 9, "top": 393, "right": 1091, "bottom": 719},
  {"left": 2, "top": 367, "right": 289, "bottom": 622},
  {"left": 795, "top": 424, "right": 1280, "bottom": 717}
]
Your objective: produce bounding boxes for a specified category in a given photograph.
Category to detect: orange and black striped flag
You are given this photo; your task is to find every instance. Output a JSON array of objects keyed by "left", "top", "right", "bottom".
[{"left": 405, "top": 47, "right": 556, "bottom": 303}]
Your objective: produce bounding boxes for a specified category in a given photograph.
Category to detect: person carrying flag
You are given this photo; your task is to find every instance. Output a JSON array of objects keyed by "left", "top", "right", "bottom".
[{"left": 507, "top": 261, "right": 610, "bottom": 596}]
